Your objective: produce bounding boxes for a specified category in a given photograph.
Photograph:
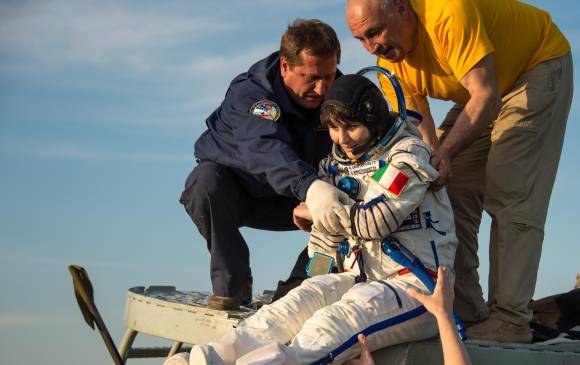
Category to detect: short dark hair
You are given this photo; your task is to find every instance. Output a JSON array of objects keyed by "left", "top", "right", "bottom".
[
  {"left": 321, "top": 74, "right": 394, "bottom": 142},
  {"left": 320, "top": 102, "right": 357, "bottom": 128},
  {"left": 280, "top": 19, "right": 341, "bottom": 67}
]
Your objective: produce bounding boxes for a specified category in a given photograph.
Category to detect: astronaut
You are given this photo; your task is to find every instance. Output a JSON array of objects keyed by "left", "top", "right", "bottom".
[{"left": 187, "top": 74, "right": 458, "bottom": 365}]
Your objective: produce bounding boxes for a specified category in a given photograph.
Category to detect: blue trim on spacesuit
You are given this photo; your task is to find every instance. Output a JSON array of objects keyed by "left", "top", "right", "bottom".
[
  {"left": 310, "top": 305, "right": 428, "bottom": 365},
  {"left": 377, "top": 280, "right": 402, "bottom": 308},
  {"left": 430, "top": 241, "right": 440, "bottom": 268}
]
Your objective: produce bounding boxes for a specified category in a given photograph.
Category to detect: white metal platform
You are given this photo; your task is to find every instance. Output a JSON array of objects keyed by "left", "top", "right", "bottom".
[{"left": 119, "top": 285, "right": 580, "bottom": 364}]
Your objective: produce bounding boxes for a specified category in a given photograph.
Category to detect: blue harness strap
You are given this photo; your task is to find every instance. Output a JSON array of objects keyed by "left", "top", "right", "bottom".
[{"left": 310, "top": 305, "right": 427, "bottom": 365}]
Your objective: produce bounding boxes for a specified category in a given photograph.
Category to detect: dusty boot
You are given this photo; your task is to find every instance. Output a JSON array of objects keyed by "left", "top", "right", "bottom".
[
  {"left": 207, "top": 295, "right": 242, "bottom": 311},
  {"left": 466, "top": 317, "right": 532, "bottom": 343},
  {"left": 190, "top": 344, "right": 226, "bottom": 365},
  {"left": 207, "top": 277, "right": 253, "bottom": 311}
]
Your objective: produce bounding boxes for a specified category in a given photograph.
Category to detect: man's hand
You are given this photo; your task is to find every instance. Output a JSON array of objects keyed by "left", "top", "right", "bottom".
[
  {"left": 293, "top": 202, "right": 313, "bottom": 232},
  {"left": 306, "top": 179, "right": 352, "bottom": 235},
  {"left": 430, "top": 146, "right": 452, "bottom": 191}
]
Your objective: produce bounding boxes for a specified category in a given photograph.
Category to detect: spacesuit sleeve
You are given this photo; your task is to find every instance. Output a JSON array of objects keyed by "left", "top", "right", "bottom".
[
  {"left": 307, "top": 229, "right": 345, "bottom": 258},
  {"left": 229, "top": 103, "right": 318, "bottom": 201},
  {"left": 348, "top": 140, "right": 439, "bottom": 240}
]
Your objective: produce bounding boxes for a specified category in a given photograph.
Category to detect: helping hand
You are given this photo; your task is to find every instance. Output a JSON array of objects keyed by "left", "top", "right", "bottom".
[
  {"left": 306, "top": 180, "right": 352, "bottom": 235},
  {"left": 406, "top": 266, "right": 454, "bottom": 320},
  {"left": 430, "top": 147, "right": 451, "bottom": 191},
  {"left": 293, "top": 202, "right": 313, "bottom": 232}
]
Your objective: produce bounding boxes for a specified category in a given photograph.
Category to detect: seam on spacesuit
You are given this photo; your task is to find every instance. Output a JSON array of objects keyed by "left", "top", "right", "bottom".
[
  {"left": 376, "top": 203, "right": 392, "bottom": 233},
  {"left": 310, "top": 305, "right": 428, "bottom": 365},
  {"left": 362, "top": 195, "right": 386, "bottom": 209},
  {"left": 309, "top": 240, "right": 330, "bottom": 252},
  {"left": 363, "top": 209, "right": 371, "bottom": 238},
  {"left": 399, "top": 161, "right": 422, "bottom": 181},
  {"left": 350, "top": 203, "right": 360, "bottom": 237},
  {"left": 310, "top": 233, "right": 339, "bottom": 249},
  {"left": 383, "top": 201, "right": 400, "bottom": 228},
  {"left": 391, "top": 143, "right": 431, "bottom": 158},
  {"left": 369, "top": 206, "right": 383, "bottom": 238},
  {"left": 430, "top": 240, "right": 440, "bottom": 268},
  {"left": 327, "top": 233, "right": 345, "bottom": 239},
  {"left": 377, "top": 280, "right": 403, "bottom": 308}
]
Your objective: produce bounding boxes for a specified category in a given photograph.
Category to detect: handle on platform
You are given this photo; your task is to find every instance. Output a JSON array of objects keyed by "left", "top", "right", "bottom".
[{"left": 69, "top": 265, "right": 125, "bottom": 365}]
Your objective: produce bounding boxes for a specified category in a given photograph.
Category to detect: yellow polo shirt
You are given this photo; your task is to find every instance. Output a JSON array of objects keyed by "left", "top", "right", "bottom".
[{"left": 378, "top": 0, "right": 570, "bottom": 114}]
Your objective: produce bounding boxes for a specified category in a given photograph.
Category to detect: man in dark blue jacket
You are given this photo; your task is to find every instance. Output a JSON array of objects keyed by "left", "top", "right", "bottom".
[{"left": 180, "top": 19, "right": 349, "bottom": 310}]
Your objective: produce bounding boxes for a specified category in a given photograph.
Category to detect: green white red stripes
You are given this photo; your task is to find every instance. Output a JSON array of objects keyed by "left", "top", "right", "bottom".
[{"left": 371, "top": 164, "right": 409, "bottom": 197}]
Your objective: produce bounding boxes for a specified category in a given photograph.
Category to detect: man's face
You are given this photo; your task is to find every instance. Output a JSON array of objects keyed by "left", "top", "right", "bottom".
[
  {"left": 346, "top": 0, "right": 416, "bottom": 63},
  {"left": 281, "top": 51, "right": 337, "bottom": 110},
  {"left": 328, "top": 121, "right": 372, "bottom": 160}
]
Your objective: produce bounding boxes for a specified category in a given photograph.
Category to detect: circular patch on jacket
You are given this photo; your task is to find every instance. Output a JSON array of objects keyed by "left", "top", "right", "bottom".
[{"left": 250, "top": 100, "right": 281, "bottom": 121}]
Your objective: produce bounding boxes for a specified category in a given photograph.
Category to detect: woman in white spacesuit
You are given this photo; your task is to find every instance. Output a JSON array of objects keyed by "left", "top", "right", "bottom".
[{"left": 187, "top": 74, "right": 458, "bottom": 365}]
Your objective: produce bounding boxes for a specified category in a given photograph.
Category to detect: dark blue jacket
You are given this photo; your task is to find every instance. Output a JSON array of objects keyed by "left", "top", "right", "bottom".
[{"left": 194, "top": 52, "right": 335, "bottom": 201}]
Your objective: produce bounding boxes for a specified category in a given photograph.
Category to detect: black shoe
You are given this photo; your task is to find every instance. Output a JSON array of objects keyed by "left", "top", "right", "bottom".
[{"left": 271, "top": 277, "right": 303, "bottom": 302}]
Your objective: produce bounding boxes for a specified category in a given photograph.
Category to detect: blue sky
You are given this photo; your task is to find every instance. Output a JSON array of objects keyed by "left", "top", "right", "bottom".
[{"left": 0, "top": 1, "right": 579, "bottom": 364}]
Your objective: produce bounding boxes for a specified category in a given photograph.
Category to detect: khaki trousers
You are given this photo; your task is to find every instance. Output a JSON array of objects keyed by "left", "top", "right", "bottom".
[{"left": 437, "top": 53, "right": 573, "bottom": 325}]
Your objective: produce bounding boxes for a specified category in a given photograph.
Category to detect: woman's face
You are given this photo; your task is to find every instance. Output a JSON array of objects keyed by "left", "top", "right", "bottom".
[{"left": 328, "top": 121, "right": 372, "bottom": 160}]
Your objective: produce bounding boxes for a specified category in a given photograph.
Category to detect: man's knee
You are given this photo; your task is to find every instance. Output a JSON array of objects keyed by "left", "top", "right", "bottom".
[
  {"left": 180, "top": 162, "right": 245, "bottom": 230},
  {"left": 181, "top": 162, "right": 237, "bottom": 207}
]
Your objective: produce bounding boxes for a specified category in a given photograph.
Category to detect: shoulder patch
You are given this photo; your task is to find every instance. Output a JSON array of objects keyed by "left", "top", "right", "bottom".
[
  {"left": 250, "top": 100, "right": 281, "bottom": 121},
  {"left": 371, "top": 164, "right": 409, "bottom": 197}
]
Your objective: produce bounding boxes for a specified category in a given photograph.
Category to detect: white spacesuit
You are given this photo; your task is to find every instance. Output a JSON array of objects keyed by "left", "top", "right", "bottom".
[
  {"left": 183, "top": 118, "right": 458, "bottom": 365},
  {"left": 181, "top": 74, "right": 458, "bottom": 365}
]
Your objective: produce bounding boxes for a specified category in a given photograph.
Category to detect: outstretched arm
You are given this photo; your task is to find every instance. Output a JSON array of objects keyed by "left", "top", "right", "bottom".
[
  {"left": 430, "top": 54, "right": 501, "bottom": 190},
  {"left": 407, "top": 266, "right": 472, "bottom": 365}
]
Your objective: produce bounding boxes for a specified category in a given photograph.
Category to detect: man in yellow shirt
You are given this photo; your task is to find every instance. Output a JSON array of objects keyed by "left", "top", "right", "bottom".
[{"left": 346, "top": 0, "right": 572, "bottom": 343}]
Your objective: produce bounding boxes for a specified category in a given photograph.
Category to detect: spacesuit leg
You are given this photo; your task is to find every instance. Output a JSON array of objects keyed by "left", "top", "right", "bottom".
[
  {"left": 288, "top": 277, "right": 437, "bottom": 364},
  {"left": 191, "top": 273, "right": 355, "bottom": 365}
]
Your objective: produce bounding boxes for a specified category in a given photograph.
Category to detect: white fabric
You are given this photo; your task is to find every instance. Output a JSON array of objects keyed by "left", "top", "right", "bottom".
[
  {"left": 306, "top": 179, "right": 353, "bottom": 236},
  {"left": 162, "top": 352, "right": 189, "bottom": 365},
  {"left": 190, "top": 344, "right": 225, "bottom": 365},
  {"left": 237, "top": 342, "right": 301, "bottom": 365}
]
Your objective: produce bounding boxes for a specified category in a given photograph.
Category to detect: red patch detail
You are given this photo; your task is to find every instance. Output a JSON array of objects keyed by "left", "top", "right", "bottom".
[{"left": 387, "top": 172, "right": 409, "bottom": 196}]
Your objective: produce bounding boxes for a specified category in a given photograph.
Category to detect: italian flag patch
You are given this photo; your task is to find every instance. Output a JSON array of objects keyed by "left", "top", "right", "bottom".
[{"left": 371, "top": 164, "right": 409, "bottom": 197}]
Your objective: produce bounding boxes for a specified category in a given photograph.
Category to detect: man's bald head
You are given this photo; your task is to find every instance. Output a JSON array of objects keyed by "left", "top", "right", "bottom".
[{"left": 346, "top": 0, "right": 417, "bottom": 63}]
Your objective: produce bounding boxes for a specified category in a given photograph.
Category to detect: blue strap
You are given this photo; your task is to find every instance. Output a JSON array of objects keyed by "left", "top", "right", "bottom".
[
  {"left": 430, "top": 241, "right": 440, "bottom": 268},
  {"left": 310, "top": 305, "right": 427, "bottom": 365}
]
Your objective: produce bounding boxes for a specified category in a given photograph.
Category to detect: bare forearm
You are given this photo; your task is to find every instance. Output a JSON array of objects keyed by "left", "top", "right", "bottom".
[
  {"left": 436, "top": 314, "right": 472, "bottom": 365},
  {"left": 439, "top": 94, "right": 498, "bottom": 158},
  {"left": 417, "top": 110, "right": 439, "bottom": 150},
  {"left": 441, "top": 53, "right": 501, "bottom": 158}
]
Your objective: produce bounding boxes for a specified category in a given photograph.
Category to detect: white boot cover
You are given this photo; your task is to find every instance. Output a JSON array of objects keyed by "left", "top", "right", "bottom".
[
  {"left": 236, "top": 342, "right": 301, "bottom": 365},
  {"left": 163, "top": 352, "right": 189, "bottom": 365},
  {"left": 211, "top": 273, "right": 355, "bottom": 363},
  {"left": 189, "top": 344, "right": 226, "bottom": 365}
]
